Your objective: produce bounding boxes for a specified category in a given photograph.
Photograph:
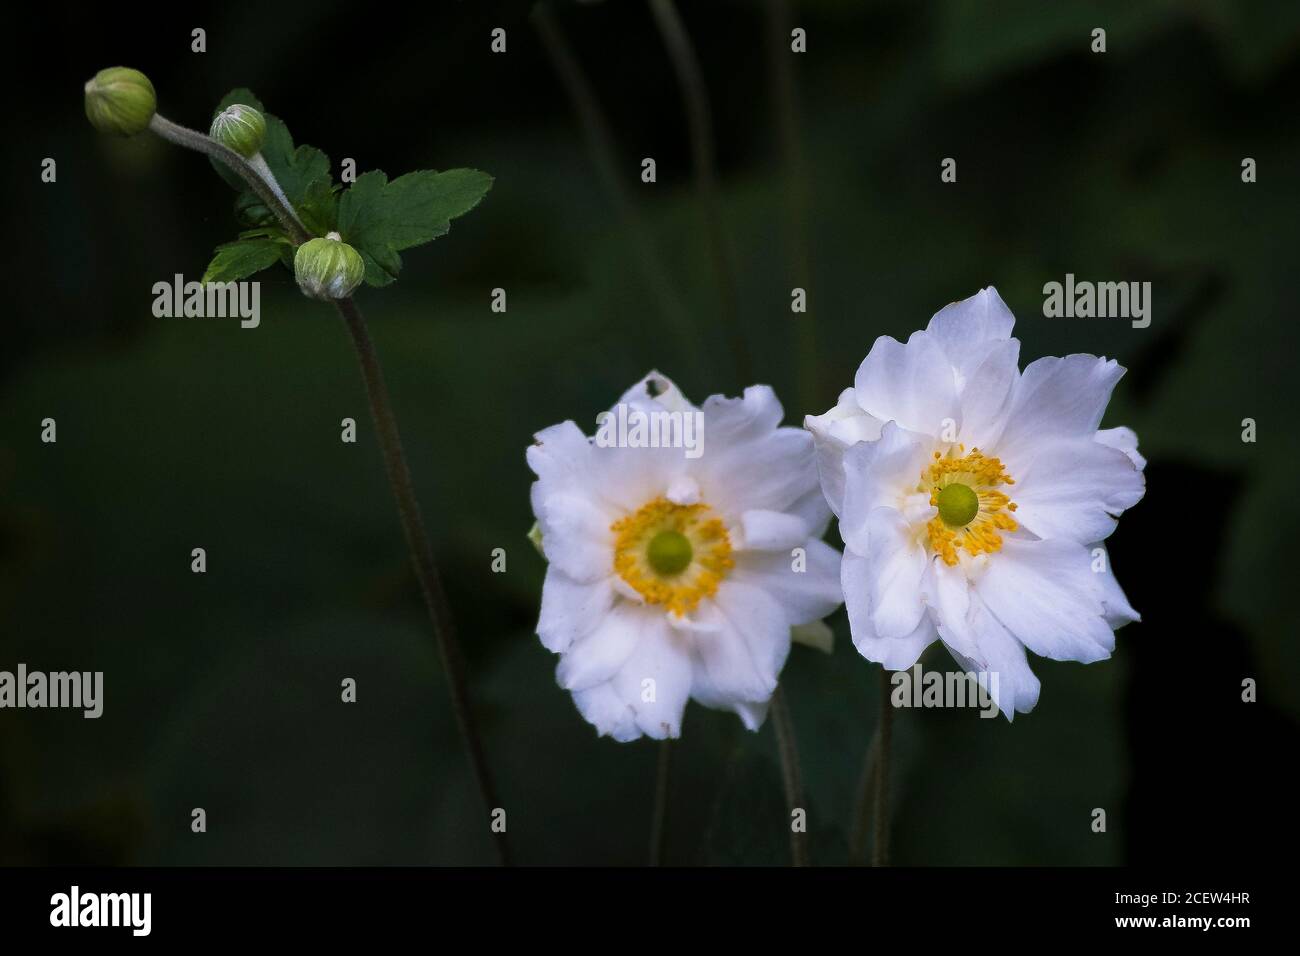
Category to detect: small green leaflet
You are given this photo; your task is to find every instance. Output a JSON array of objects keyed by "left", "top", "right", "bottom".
[
  {"left": 202, "top": 238, "right": 286, "bottom": 285},
  {"left": 337, "top": 168, "right": 494, "bottom": 286}
]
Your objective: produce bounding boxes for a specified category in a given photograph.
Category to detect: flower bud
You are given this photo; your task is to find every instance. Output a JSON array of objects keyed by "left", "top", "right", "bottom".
[
  {"left": 294, "top": 233, "right": 365, "bottom": 301},
  {"left": 84, "top": 67, "right": 156, "bottom": 136},
  {"left": 210, "top": 104, "right": 266, "bottom": 158}
]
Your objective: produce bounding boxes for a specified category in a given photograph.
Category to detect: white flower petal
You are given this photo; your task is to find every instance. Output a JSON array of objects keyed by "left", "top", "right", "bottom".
[
  {"left": 923, "top": 554, "right": 1041, "bottom": 718},
  {"left": 694, "top": 386, "right": 817, "bottom": 519},
  {"left": 531, "top": 491, "right": 614, "bottom": 582},
  {"left": 1089, "top": 542, "right": 1141, "bottom": 628},
  {"left": 537, "top": 571, "right": 615, "bottom": 653},
  {"left": 687, "top": 606, "right": 780, "bottom": 704},
  {"left": 689, "top": 666, "right": 772, "bottom": 731},
  {"left": 976, "top": 537, "right": 1114, "bottom": 663},
  {"left": 737, "top": 509, "right": 810, "bottom": 552},
  {"left": 994, "top": 354, "right": 1126, "bottom": 473},
  {"left": 785, "top": 484, "right": 833, "bottom": 539},
  {"left": 595, "top": 443, "right": 692, "bottom": 512},
  {"left": 571, "top": 682, "right": 641, "bottom": 742},
  {"left": 854, "top": 330, "right": 960, "bottom": 438},
  {"left": 701, "top": 382, "right": 784, "bottom": 433},
  {"left": 1011, "top": 437, "right": 1146, "bottom": 543},
  {"left": 556, "top": 601, "right": 647, "bottom": 691},
  {"left": 804, "top": 387, "right": 884, "bottom": 517},
  {"left": 865, "top": 507, "right": 929, "bottom": 639},
  {"left": 1096, "top": 426, "right": 1147, "bottom": 471},
  {"left": 923, "top": 556, "right": 983, "bottom": 665},
  {"left": 609, "top": 617, "right": 694, "bottom": 739},
  {"left": 617, "top": 369, "right": 697, "bottom": 414},
  {"left": 731, "top": 537, "right": 843, "bottom": 626},
  {"left": 957, "top": 338, "right": 1020, "bottom": 449},
  {"left": 665, "top": 474, "right": 701, "bottom": 504},
  {"left": 710, "top": 580, "right": 793, "bottom": 694},
  {"left": 731, "top": 699, "right": 771, "bottom": 731},
  {"left": 925, "top": 287, "right": 1017, "bottom": 372},
  {"left": 526, "top": 420, "right": 595, "bottom": 487},
  {"left": 838, "top": 422, "right": 928, "bottom": 554},
  {"left": 942, "top": 598, "right": 1041, "bottom": 721},
  {"left": 842, "top": 550, "right": 938, "bottom": 669}
]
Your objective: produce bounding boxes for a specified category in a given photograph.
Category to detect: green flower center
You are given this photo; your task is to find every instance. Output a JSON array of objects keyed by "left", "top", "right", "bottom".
[
  {"left": 936, "top": 482, "right": 979, "bottom": 527},
  {"left": 646, "top": 530, "right": 693, "bottom": 576}
]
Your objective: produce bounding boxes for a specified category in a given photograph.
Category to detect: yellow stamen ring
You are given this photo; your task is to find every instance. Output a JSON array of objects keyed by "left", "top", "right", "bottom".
[
  {"left": 612, "top": 497, "right": 734, "bottom": 616},
  {"left": 922, "top": 446, "right": 1019, "bottom": 566}
]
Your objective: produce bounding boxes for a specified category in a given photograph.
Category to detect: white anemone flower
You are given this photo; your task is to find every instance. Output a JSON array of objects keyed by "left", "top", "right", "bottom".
[
  {"left": 806, "top": 288, "right": 1145, "bottom": 719},
  {"left": 527, "top": 371, "right": 843, "bottom": 741}
]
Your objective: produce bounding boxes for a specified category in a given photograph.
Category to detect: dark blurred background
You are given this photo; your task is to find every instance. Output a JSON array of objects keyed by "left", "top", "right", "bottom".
[{"left": 2, "top": 0, "right": 1297, "bottom": 865}]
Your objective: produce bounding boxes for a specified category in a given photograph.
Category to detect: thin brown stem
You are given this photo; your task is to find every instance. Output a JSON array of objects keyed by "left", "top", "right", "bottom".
[
  {"left": 764, "top": 0, "right": 819, "bottom": 413},
  {"left": 335, "top": 297, "right": 509, "bottom": 866},
  {"left": 849, "top": 724, "right": 880, "bottom": 865},
  {"left": 531, "top": 1, "right": 708, "bottom": 385},
  {"left": 769, "top": 685, "right": 809, "bottom": 867},
  {"left": 649, "top": 739, "right": 673, "bottom": 866},
  {"left": 647, "top": 0, "right": 751, "bottom": 386},
  {"left": 872, "top": 668, "right": 894, "bottom": 866}
]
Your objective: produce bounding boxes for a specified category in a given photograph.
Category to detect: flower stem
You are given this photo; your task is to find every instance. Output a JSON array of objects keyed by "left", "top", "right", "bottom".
[
  {"left": 147, "top": 114, "right": 311, "bottom": 246},
  {"left": 872, "top": 668, "right": 894, "bottom": 866},
  {"left": 146, "top": 112, "right": 509, "bottom": 864},
  {"left": 647, "top": 0, "right": 752, "bottom": 387},
  {"left": 763, "top": 0, "right": 820, "bottom": 414},
  {"left": 649, "top": 739, "right": 673, "bottom": 866},
  {"left": 248, "top": 152, "right": 307, "bottom": 233},
  {"left": 770, "top": 685, "right": 809, "bottom": 866},
  {"left": 849, "top": 724, "right": 880, "bottom": 865},
  {"left": 531, "top": 1, "right": 709, "bottom": 386},
  {"left": 336, "top": 297, "right": 510, "bottom": 867}
]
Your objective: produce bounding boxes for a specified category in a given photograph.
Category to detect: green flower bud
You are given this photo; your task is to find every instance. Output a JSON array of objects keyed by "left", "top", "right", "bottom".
[
  {"left": 210, "top": 104, "right": 266, "bottom": 158},
  {"left": 294, "top": 232, "right": 365, "bottom": 301},
  {"left": 84, "top": 67, "right": 156, "bottom": 136}
]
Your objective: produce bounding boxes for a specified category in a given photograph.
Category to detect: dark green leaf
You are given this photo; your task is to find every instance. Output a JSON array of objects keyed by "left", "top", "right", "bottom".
[
  {"left": 336, "top": 168, "right": 493, "bottom": 286},
  {"left": 296, "top": 178, "right": 341, "bottom": 237},
  {"left": 201, "top": 238, "right": 286, "bottom": 284},
  {"left": 234, "top": 190, "right": 275, "bottom": 228}
]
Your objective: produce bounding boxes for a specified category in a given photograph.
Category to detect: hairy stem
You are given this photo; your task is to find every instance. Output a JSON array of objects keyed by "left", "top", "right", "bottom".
[
  {"left": 649, "top": 739, "right": 673, "bottom": 866},
  {"left": 148, "top": 114, "right": 311, "bottom": 245},
  {"left": 648, "top": 0, "right": 752, "bottom": 386},
  {"left": 770, "top": 685, "right": 809, "bottom": 866},
  {"left": 248, "top": 153, "right": 307, "bottom": 232}
]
